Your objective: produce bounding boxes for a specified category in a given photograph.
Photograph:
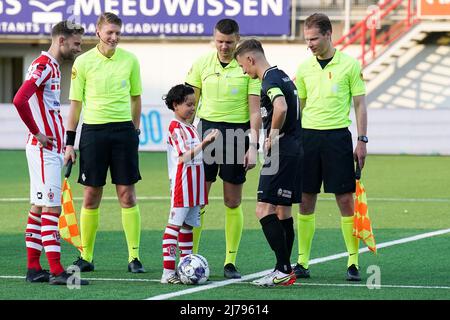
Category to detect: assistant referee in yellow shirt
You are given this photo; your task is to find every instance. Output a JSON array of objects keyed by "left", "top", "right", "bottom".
[
  {"left": 64, "top": 12, "right": 145, "bottom": 274},
  {"left": 186, "top": 19, "right": 262, "bottom": 279},
  {"left": 294, "top": 13, "right": 368, "bottom": 281}
]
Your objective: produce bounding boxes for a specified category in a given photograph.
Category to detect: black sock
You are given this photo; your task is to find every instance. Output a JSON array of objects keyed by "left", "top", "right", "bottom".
[
  {"left": 280, "top": 217, "right": 294, "bottom": 259},
  {"left": 260, "top": 214, "right": 292, "bottom": 274}
]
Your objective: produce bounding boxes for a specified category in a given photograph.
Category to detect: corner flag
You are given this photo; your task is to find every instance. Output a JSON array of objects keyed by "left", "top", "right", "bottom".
[
  {"left": 58, "top": 159, "right": 83, "bottom": 252},
  {"left": 353, "top": 163, "right": 377, "bottom": 253}
]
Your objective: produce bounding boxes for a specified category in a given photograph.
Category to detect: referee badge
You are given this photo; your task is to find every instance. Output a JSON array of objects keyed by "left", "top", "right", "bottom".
[{"left": 71, "top": 67, "right": 77, "bottom": 80}]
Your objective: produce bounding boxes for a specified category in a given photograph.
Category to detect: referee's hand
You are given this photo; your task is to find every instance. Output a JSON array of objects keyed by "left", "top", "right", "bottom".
[
  {"left": 64, "top": 145, "right": 77, "bottom": 165},
  {"left": 244, "top": 145, "right": 257, "bottom": 171},
  {"left": 354, "top": 141, "right": 367, "bottom": 170}
]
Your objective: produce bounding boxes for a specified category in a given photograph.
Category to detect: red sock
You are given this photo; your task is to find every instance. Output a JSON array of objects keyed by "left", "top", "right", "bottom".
[
  {"left": 25, "top": 211, "right": 43, "bottom": 270},
  {"left": 41, "top": 212, "right": 64, "bottom": 275},
  {"left": 162, "top": 225, "right": 179, "bottom": 271},
  {"left": 178, "top": 228, "right": 193, "bottom": 258}
]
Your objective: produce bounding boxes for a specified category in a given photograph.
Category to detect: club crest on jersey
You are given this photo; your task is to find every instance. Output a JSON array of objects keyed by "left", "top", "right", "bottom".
[{"left": 47, "top": 189, "right": 54, "bottom": 202}]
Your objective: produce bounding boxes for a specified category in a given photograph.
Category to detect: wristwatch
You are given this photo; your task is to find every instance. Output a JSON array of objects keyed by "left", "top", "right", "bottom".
[
  {"left": 357, "top": 135, "right": 368, "bottom": 143},
  {"left": 136, "top": 128, "right": 141, "bottom": 136}
]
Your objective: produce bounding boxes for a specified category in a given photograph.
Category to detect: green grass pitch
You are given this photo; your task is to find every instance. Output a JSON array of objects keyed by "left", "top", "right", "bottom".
[{"left": 0, "top": 150, "right": 449, "bottom": 300}]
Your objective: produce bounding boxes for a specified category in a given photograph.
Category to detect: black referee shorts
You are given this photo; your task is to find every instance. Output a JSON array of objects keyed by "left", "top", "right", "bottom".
[
  {"left": 198, "top": 119, "right": 250, "bottom": 185},
  {"left": 78, "top": 121, "right": 141, "bottom": 187},
  {"left": 302, "top": 128, "right": 355, "bottom": 194}
]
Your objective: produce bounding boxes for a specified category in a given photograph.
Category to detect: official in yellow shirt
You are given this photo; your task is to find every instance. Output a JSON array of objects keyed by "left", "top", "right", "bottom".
[
  {"left": 185, "top": 19, "right": 262, "bottom": 279},
  {"left": 294, "top": 13, "right": 368, "bottom": 282},
  {"left": 64, "top": 12, "right": 145, "bottom": 274}
]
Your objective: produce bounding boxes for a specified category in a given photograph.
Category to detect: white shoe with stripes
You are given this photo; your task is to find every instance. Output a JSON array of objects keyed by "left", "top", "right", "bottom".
[{"left": 160, "top": 270, "right": 181, "bottom": 284}]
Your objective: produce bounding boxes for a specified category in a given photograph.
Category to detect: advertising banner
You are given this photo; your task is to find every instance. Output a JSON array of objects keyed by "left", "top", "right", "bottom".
[
  {"left": 0, "top": 0, "right": 292, "bottom": 36},
  {"left": 418, "top": 0, "right": 450, "bottom": 19}
]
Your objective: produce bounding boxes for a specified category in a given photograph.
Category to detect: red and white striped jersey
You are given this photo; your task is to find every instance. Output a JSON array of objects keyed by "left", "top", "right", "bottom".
[
  {"left": 167, "top": 119, "right": 207, "bottom": 208},
  {"left": 25, "top": 51, "right": 64, "bottom": 154}
]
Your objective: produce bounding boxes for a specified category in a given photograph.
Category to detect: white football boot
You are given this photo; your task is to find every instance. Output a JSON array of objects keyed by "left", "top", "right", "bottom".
[{"left": 252, "top": 270, "right": 296, "bottom": 287}]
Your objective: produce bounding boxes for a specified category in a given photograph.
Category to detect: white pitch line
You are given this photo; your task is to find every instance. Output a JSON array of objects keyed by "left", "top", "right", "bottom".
[
  {"left": 0, "top": 276, "right": 23, "bottom": 280},
  {"left": 2, "top": 275, "right": 448, "bottom": 291},
  {"left": 1, "top": 196, "right": 449, "bottom": 203},
  {"left": 0, "top": 275, "right": 160, "bottom": 282},
  {"left": 146, "top": 228, "right": 450, "bottom": 300},
  {"left": 84, "top": 277, "right": 160, "bottom": 282}
]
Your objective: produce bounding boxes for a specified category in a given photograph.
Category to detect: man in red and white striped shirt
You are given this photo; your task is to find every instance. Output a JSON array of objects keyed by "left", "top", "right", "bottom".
[
  {"left": 161, "top": 84, "right": 218, "bottom": 284},
  {"left": 12, "top": 21, "right": 88, "bottom": 286}
]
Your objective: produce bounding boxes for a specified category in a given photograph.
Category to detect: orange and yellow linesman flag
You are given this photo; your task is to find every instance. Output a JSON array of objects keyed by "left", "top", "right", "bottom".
[
  {"left": 58, "top": 160, "right": 83, "bottom": 253},
  {"left": 353, "top": 163, "right": 377, "bottom": 253}
]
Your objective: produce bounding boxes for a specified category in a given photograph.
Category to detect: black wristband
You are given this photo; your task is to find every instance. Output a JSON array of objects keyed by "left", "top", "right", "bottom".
[{"left": 66, "top": 130, "right": 76, "bottom": 146}]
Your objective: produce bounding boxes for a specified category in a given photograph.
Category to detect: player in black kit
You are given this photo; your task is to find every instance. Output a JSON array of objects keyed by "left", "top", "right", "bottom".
[{"left": 234, "top": 39, "right": 303, "bottom": 287}]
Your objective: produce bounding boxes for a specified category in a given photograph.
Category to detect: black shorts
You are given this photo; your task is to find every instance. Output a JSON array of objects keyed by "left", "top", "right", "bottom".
[
  {"left": 302, "top": 128, "right": 355, "bottom": 194},
  {"left": 257, "top": 152, "right": 303, "bottom": 206},
  {"left": 78, "top": 121, "right": 141, "bottom": 187},
  {"left": 198, "top": 119, "right": 250, "bottom": 185}
]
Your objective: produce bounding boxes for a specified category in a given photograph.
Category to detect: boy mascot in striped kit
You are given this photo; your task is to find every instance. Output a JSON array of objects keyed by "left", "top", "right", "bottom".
[{"left": 161, "top": 84, "right": 218, "bottom": 283}]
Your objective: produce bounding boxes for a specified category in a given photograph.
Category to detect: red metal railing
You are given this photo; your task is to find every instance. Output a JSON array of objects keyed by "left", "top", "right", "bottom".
[{"left": 334, "top": 0, "right": 420, "bottom": 67}]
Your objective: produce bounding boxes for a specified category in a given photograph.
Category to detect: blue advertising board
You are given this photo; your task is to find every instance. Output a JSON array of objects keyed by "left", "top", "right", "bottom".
[{"left": 0, "top": 0, "right": 291, "bottom": 36}]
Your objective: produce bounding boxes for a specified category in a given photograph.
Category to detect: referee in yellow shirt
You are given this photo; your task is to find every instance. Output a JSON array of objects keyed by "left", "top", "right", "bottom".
[
  {"left": 64, "top": 12, "right": 145, "bottom": 273},
  {"left": 186, "top": 19, "right": 262, "bottom": 279},
  {"left": 294, "top": 13, "right": 368, "bottom": 281}
]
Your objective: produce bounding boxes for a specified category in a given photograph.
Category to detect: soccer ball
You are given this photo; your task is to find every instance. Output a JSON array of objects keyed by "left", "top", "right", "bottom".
[{"left": 177, "top": 254, "right": 210, "bottom": 285}]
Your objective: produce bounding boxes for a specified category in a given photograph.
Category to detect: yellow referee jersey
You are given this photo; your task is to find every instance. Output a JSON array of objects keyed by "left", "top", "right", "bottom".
[
  {"left": 295, "top": 49, "right": 366, "bottom": 130},
  {"left": 186, "top": 51, "right": 261, "bottom": 123},
  {"left": 69, "top": 46, "right": 142, "bottom": 125}
]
